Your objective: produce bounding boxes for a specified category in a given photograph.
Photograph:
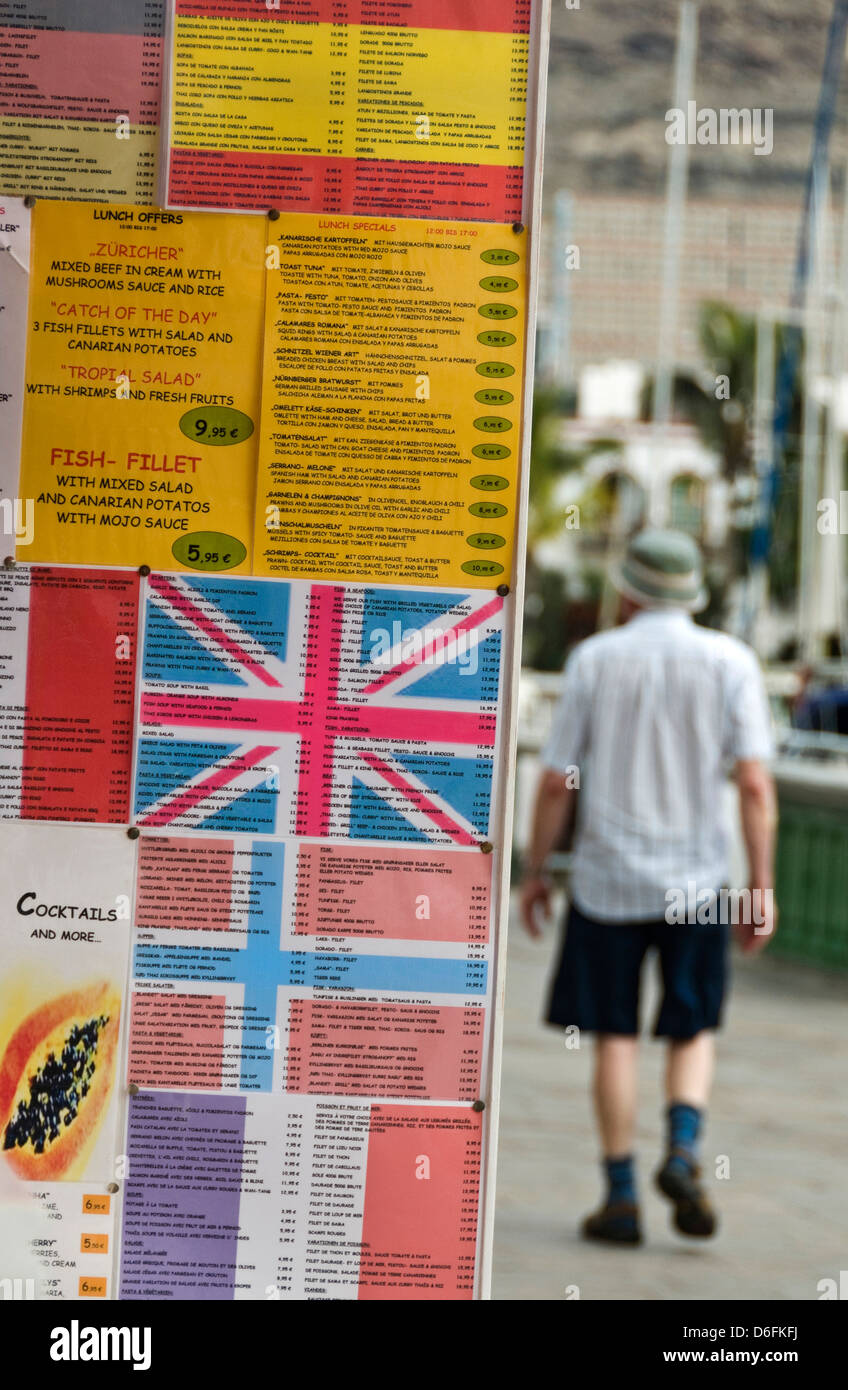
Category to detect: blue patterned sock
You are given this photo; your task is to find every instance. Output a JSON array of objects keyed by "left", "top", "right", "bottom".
[
  {"left": 666, "top": 1101, "right": 703, "bottom": 1174},
  {"left": 604, "top": 1153, "right": 637, "bottom": 1206}
]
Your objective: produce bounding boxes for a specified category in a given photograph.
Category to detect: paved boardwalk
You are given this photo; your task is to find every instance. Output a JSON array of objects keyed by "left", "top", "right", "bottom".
[{"left": 491, "top": 894, "right": 848, "bottom": 1301}]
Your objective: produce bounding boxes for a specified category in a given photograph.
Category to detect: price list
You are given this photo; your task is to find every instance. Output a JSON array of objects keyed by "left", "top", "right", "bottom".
[
  {"left": 0, "top": 0, "right": 166, "bottom": 202},
  {"left": 135, "top": 574, "right": 503, "bottom": 844},
  {"left": 255, "top": 212, "right": 526, "bottom": 589},
  {"left": 0, "top": 567, "right": 139, "bottom": 822},
  {"left": 359, "top": 1104, "right": 483, "bottom": 1300},
  {"left": 284, "top": 998, "right": 485, "bottom": 1100},
  {"left": 0, "top": 1184, "right": 116, "bottom": 1301},
  {"left": 166, "top": 0, "right": 532, "bottom": 219},
  {"left": 293, "top": 841, "right": 492, "bottom": 942},
  {"left": 119, "top": 1089, "right": 484, "bottom": 1300}
]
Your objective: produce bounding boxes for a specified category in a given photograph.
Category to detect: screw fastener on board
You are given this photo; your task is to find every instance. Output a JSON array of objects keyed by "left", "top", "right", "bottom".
[
  {"left": 472, "top": 1100, "right": 486, "bottom": 1112},
  {"left": 138, "top": 565, "right": 151, "bottom": 577},
  {"left": 479, "top": 842, "right": 494, "bottom": 854},
  {"left": 127, "top": 828, "right": 140, "bottom": 841}
]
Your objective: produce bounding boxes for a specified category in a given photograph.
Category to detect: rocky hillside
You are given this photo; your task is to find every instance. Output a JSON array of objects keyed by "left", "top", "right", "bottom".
[{"left": 543, "top": 0, "right": 848, "bottom": 202}]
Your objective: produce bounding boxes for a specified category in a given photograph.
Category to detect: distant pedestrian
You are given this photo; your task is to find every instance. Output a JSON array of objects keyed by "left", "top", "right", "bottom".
[{"left": 520, "top": 529, "right": 777, "bottom": 1244}]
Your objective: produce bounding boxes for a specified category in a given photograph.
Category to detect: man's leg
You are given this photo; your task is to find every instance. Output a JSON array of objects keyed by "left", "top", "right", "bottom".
[
  {"left": 654, "top": 914, "right": 727, "bottom": 1240},
  {"left": 545, "top": 904, "right": 648, "bottom": 1243},
  {"left": 665, "top": 1030, "right": 715, "bottom": 1108},
  {"left": 595, "top": 1034, "right": 640, "bottom": 1154},
  {"left": 664, "top": 1029, "right": 715, "bottom": 1168},
  {"left": 656, "top": 1030, "right": 718, "bottom": 1238},
  {"left": 582, "top": 1034, "right": 642, "bottom": 1244}
]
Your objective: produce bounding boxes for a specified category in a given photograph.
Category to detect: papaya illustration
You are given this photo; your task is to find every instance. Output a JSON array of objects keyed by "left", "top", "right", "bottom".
[{"left": 0, "top": 982, "right": 121, "bottom": 1180}]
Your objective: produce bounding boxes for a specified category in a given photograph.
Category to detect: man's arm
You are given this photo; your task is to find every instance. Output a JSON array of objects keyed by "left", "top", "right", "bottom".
[
  {"left": 519, "top": 769, "right": 578, "bottom": 939},
  {"left": 521, "top": 644, "right": 590, "bottom": 938},
  {"left": 735, "top": 757, "right": 778, "bottom": 953}
]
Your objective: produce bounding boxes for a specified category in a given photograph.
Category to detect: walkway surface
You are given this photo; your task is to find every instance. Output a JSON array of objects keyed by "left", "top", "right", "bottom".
[{"left": 491, "top": 894, "right": 848, "bottom": 1301}]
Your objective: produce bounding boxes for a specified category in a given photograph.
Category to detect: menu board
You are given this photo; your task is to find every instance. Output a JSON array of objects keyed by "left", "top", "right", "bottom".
[
  {"left": 0, "top": 566, "right": 139, "bottom": 823},
  {"left": 134, "top": 572, "right": 503, "bottom": 842},
  {"left": 0, "top": 0, "right": 547, "bottom": 1305},
  {"left": 164, "top": 0, "right": 530, "bottom": 220},
  {"left": 0, "top": 0, "right": 165, "bottom": 203},
  {"left": 0, "top": 823, "right": 134, "bottom": 1186},
  {"left": 256, "top": 212, "right": 526, "bottom": 588},
  {"left": 120, "top": 1090, "right": 481, "bottom": 1299},
  {"left": 129, "top": 833, "right": 491, "bottom": 1097},
  {"left": 0, "top": 822, "right": 132, "bottom": 1301},
  {"left": 18, "top": 200, "right": 265, "bottom": 571}
]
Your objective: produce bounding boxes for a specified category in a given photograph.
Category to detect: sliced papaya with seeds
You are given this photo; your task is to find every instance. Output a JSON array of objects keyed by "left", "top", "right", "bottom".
[{"left": 0, "top": 982, "right": 121, "bottom": 1180}]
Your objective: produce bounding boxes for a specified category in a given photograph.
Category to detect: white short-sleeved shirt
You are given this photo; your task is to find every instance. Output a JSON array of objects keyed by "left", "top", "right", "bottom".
[{"left": 541, "top": 608, "right": 774, "bottom": 922}]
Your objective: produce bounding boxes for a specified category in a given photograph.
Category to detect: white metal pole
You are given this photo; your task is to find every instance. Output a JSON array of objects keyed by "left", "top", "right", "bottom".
[
  {"left": 744, "top": 310, "right": 776, "bottom": 650},
  {"left": 553, "top": 189, "right": 573, "bottom": 388},
  {"left": 651, "top": 1, "right": 698, "bottom": 442},
  {"left": 819, "top": 160, "right": 848, "bottom": 656},
  {"left": 798, "top": 166, "right": 829, "bottom": 663}
]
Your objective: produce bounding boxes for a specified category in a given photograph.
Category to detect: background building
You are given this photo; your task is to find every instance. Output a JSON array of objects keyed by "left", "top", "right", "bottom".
[{"left": 537, "top": 194, "right": 815, "bottom": 377}]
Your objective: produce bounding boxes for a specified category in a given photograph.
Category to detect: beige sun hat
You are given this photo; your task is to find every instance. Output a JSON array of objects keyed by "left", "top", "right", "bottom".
[{"left": 612, "top": 528, "right": 709, "bottom": 613}]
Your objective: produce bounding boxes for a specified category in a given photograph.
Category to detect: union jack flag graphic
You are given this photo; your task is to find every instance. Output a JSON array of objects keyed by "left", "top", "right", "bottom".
[{"left": 134, "top": 574, "right": 504, "bottom": 844}]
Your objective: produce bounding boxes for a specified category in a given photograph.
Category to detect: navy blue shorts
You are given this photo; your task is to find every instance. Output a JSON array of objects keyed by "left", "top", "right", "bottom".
[{"left": 546, "top": 900, "right": 729, "bottom": 1040}]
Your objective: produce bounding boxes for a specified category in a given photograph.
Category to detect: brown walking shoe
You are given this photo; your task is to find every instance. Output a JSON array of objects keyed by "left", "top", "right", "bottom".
[
  {"left": 581, "top": 1200, "right": 642, "bottom": 1245},
  {"left": 655, "top": 1149, "right": 717, "bottom": 1238}
]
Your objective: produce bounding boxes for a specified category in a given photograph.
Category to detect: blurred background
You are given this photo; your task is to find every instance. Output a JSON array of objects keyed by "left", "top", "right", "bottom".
[{"left": 495, "top": 0, "right": 848, "bottom": 1301}]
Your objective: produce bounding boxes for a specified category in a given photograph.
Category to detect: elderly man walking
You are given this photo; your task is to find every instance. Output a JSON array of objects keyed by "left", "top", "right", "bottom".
[{"left": 520, "top": 529, "right": 777, "bottom": 1244}]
